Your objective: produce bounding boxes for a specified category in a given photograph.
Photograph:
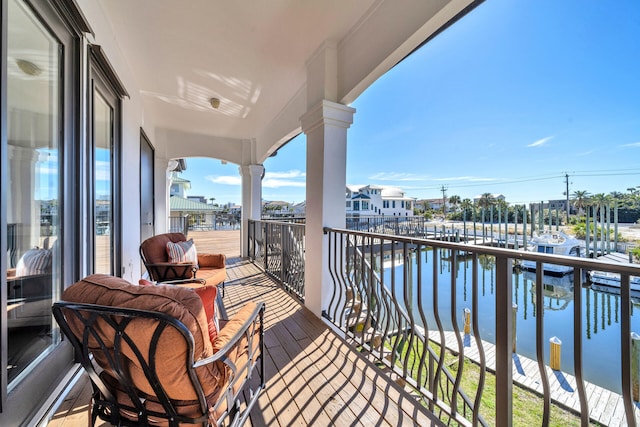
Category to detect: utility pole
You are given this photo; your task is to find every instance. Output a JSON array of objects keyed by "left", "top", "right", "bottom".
[
  {"left": 564, "top": 173, "right": 570, "bottom": 224},
  {"left": 441, "top": 185, "right": 448, "bottom": 216}
]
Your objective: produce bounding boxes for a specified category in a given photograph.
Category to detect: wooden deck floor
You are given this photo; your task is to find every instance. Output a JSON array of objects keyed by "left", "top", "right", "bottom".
[{"left": 47, "top": 258, "right": 440, "bottom": 426}]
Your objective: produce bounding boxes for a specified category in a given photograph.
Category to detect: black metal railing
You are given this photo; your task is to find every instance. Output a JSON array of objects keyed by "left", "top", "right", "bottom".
[
  {"left": 323, "top": 227, "right": 640, "bottom": 426},
  {"left": 248, "top": 219, "right": 305, "bottom": 301}
]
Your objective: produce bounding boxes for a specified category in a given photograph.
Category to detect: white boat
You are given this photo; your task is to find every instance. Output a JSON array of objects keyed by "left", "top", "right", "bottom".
[
  {"left": 588, "top": 270, "right": 640, "bottom": 292},
  {"left": 521, "top": 230, "right": 582, "bottom": 275}
]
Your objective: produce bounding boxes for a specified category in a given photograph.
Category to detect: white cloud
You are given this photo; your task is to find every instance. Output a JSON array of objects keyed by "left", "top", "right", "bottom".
[
  {"left": 206, "top": 175, "right": 241, "bottom": 185},
  {"left": 576, "top": 149, "right": 595, "bottom": 156},
  {"left": 369, "top": 172, "right": 430, "bottom": 181},
  {"left": 205, "top": 169, "right": 306, "bottom": 188},
  {"left": 620, "top": 142, "right": 640, "bottom": 148},
  {"left": 264, "top": 170, "right": 305, "bottom": 179},
  {"left": 262, "top": 178, "right": 306, "bottom": 188},
  {"left": 527, "top": 136, "right": 553, "bottom": 148}
]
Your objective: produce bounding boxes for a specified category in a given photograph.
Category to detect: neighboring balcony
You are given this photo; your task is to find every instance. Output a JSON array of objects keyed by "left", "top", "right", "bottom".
[{"left": 50, "top": 220, "right": 640, "bottom": 426}]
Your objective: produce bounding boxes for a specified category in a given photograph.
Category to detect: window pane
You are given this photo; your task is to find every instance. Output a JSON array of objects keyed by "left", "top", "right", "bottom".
[
  {"left": 6, "top": 0, "right": 61, "bottom": 385},
  {"left": 94, "top": 92, "right": 113, "bottom": 274}
]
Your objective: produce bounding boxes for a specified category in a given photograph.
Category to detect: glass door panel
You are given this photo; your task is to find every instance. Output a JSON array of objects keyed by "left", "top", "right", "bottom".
[
  {"left": 6, "top": 0, "right": 61, "bottom": 386},
  {"left": 94, "top": 92, "right": 114, "bottom": 274}
]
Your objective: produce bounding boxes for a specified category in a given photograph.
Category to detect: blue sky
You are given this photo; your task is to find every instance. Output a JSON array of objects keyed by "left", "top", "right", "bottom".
[{"left": 180, "top": 0, "right": 640, "bottom": 207}]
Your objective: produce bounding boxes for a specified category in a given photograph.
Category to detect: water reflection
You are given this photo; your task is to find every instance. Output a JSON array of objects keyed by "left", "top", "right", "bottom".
[{"left": 380, "top": 247, "right": 638, "bottom": 393}]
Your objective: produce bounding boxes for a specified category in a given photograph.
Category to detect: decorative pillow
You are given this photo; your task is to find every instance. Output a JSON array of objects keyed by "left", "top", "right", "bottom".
[
  {"left": 194, "top": 286, "right": 218, "bottom": 343},
  {"left": 166, "top": 239, "right": 198, "bottom": 264},
  {"left": 16, "top": 247, "right": 52, "bottom": 276}
]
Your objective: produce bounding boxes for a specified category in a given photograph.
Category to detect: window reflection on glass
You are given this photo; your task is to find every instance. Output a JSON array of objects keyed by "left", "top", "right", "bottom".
[
  {"left": 6, "top": 0, "right": 61, "bottom": 386},
  {"left": 94, "top": 92, "right": 113, "bottom": 274}
]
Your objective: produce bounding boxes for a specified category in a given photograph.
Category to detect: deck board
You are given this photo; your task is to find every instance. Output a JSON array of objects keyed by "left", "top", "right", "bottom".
[{"left": 47, "top": 257, "right": 440, "bottom": 426}]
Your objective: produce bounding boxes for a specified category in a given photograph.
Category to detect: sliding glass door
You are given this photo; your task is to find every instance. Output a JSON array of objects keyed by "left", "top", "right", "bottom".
[
  {"left": 1, "top": 0, "right": 82, "bottom": 422},
  {"left": 89, "top": 46, "right": 123, "bottom": 276},
  {"left": 5, "top": 0, "right": 62, "bottom": 388}
]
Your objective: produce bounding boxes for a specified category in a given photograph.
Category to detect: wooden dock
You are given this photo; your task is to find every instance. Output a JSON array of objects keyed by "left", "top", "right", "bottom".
[
  {"left": 431, "top": 330, "right": 640, "bottom": 426},
  {"left": 598, "top": 252, "right": 633, "bottom": 264}
]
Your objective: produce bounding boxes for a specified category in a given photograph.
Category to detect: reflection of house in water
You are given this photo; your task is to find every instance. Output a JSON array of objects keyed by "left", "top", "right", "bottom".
[
  {"left": 382, "top": 251, "right": 405, "bottom": 269},
  {"left": 525, "top": 272, "right": 573, "bottom": 311}
]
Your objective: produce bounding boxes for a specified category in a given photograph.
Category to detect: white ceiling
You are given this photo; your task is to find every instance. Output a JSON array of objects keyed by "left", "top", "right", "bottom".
[
  {"left": 89, "top": 0, "right": 477, "bottom": 162},
  {"left": 97, "top": 0, "right": 377, "bottom": 141}
]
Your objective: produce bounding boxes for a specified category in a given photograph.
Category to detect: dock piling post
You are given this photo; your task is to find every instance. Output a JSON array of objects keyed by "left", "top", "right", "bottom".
[
  {"left": 550, "top": 336, "right": 562, "bottom": 370},
  {"left": 464, "top": 308, "right": 471, "bottom": 335}
]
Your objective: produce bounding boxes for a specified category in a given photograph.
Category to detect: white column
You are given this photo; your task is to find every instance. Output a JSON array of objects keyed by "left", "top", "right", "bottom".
[
  {"left": 7, "top": 145, "right": 40, "bottom": 250},
  {"left": 301, "top": 100, "right": 355, "bottom": 317},
  {"left": 240, "top": 164, "right": 264, "bottom": 257}
]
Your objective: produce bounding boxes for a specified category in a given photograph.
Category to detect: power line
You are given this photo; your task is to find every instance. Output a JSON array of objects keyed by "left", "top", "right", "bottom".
[{"left": 410, "top": 170, "right": 640, "bottom": 191}]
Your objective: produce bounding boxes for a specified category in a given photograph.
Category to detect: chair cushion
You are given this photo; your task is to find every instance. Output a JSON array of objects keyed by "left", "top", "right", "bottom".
[
  {"left": 194, "top": 285, "right": 218, "bottom": 343},
  {"left": 61, "top": 274, "right": 224, "bottom": 401},
  {"left": 197, "top": 267, "right": 227, "bottom": 287},
  {"left": 198, "top": 253, "right": 225, "bottom": 268}
]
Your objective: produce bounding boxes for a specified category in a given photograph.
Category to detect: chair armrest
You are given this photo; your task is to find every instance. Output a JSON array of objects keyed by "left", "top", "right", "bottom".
[
  {"left": 194, "top": 301, "right": 265, "bottom": 425},
  {"left": 198, "top": 253, "right": 226, "bottom": 269},
  {"left": 194, "top": 301, "right": 264, "bottom": 367}
]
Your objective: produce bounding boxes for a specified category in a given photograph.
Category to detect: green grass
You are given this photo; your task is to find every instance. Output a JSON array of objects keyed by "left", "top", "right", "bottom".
[{"left": 372, "top": 335, "right": 600, "bottom": 426}]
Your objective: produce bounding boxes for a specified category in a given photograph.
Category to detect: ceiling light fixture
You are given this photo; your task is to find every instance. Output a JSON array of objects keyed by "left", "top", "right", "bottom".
[
  {"left": 16, "top": 59, "right": 42, "bottom": 76},
  {"left": 209, "top": 97, "right": 220, "bottom": 109}
]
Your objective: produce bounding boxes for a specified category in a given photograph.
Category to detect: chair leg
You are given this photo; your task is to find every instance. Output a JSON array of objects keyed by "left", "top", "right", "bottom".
[
  {"left": 216, "top": 289, "right": 228, "bottom": 320},
  {"left": 89, "top": 402, "right": 98, "bottom": 427}
]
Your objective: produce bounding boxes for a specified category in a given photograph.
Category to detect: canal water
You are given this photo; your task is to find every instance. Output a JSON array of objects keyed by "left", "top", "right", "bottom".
[{"left": 381, "top": 247, "right": 640, "bottom": 394}]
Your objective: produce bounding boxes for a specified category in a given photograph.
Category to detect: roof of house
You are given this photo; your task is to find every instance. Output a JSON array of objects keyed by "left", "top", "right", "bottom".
[
  {"left": 351, "top": 194, "right": 371, "bottom": 200},
  {"left": 170, "top": 196, "right": 219, "bottom": 212}
]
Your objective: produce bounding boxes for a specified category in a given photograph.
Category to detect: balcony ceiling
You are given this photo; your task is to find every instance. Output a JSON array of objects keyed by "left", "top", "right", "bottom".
[{"left": 94, "top": 0, "right": 475, "bottom": 160}]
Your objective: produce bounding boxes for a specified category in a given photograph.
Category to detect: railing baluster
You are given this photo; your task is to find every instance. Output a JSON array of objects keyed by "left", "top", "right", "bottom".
[
  {"left": 495, "top": 255, "right": 513, "bottom": 427},
  {"left": 432, "top": 248, "right": 446, "bottom": 405},
  {"left": 621, "top": 273, "right": 636, "bottom": 426},
  {"left": 572, "top": 267, "right": 589, "bottom": 426},
  {"left": 471, "top": 252, "right": 486, "bottom": 426},
  {"left": 415, "top": 244, "right": 430, "bottom": 403},
  {"left": 450, "top": 250, "right": 464, "bottom": 418},
  {"left": 535, "top": 263, "right": 551, "bottom": 426}
]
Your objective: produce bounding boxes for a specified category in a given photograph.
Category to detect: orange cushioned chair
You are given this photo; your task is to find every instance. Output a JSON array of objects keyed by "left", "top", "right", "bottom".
[
  {"left": 140, "top": 232, "right": 227, "bottom": 296},
  {"left": 52, "top": 274, "right": 264, "bottom": 427}
]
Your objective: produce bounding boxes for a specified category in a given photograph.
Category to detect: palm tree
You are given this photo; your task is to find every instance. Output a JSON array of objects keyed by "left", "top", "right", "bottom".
[
  {"left": 477, "top": 193, "right": 495, "bottom": 210},
  {"left": 571, "top": 190, "right": 590, "bottom": 216},
  {"left": 460, "top": 198, "right": 473, "bottom": 216},
  {"left": 448, "top": 195, "right": 461, "bottom": 212}
]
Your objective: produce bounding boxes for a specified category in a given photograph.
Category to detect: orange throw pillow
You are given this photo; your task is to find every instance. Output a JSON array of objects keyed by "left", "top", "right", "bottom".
[{"left": 194, "top": 285, "right": 218, "bottom": 343}]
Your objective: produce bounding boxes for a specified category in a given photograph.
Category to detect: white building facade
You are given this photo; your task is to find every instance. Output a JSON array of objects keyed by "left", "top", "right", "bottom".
[{"left": 346, "top": 185, "right": 415, "bottom": 217}]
